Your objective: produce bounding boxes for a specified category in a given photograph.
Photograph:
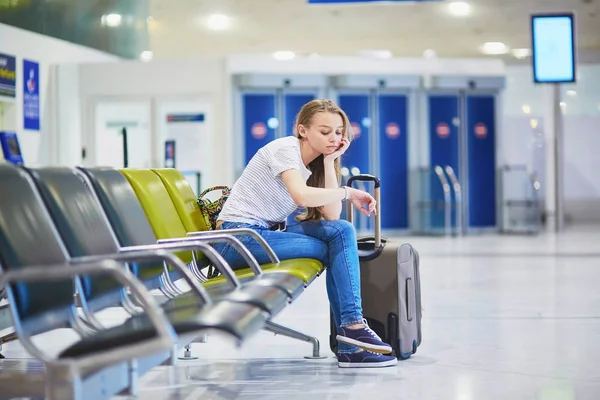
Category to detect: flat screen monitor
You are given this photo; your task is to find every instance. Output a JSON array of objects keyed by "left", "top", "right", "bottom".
[
  {"left": 531, "top": 13, "right": 576, "bottom": 83},
  {"left": 0, "top": 131, "right": 24, "bottom": 165},
  {"left": 7, "top": 136, "right": 21, "bottom": 156}
]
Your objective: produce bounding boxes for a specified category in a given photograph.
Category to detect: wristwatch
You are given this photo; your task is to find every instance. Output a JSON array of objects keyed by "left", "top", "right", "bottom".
[{"left": 342, "top": 186, "right": 350, "bottom": 201}]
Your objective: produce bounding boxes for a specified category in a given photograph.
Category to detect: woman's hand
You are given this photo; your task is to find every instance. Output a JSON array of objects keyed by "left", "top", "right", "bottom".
[
  {"left": 348, "top": 187, "right": 377, "bottom": 217},
  {"left": 323, "top": 138, "right": 350, "bottom": 163}
]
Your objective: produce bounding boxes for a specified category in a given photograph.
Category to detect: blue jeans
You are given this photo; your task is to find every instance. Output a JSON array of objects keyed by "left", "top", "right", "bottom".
[{"left": 214, "top": 219, "right": 363, "bottom": 354}]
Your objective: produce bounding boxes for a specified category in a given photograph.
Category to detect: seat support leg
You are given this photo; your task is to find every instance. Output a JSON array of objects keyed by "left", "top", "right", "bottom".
[
  {"left": 178, "top": 344, "right": 198, "bottom": 360},
  {"left": 264, "top": 320, "right": 327, "bottom": 359},
  {"left": 124, "top": 359, "right": 139, "bottom": 397},
  {"left": 0, "top": 331, "right": 18, "bottom": 358}
]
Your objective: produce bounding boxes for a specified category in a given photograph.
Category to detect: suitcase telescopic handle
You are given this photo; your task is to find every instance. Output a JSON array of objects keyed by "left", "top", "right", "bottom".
[{"left": 346, "top": 174, "right": 381, "bottom": 248}]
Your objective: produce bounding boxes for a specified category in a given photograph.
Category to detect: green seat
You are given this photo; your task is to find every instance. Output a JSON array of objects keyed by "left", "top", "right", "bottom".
[
  {"left": 151, "top": 168, "right": 325, "bottom": 285},
  {"left": 203, "top": 258, "right": 323, "bottom": 288},
  {"left": 120, "top": 168, "right": 194, "bottom": 265}
]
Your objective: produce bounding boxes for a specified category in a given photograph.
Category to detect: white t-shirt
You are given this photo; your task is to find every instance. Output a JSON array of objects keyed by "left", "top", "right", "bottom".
[{"left": 218, "top": 136, "right": 312, "bottom": 228}]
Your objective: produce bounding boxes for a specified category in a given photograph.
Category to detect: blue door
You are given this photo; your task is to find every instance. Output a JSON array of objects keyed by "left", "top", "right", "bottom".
[
  {"left": 284, "top": 93, "right": 316, "bottom": 137},
  {"left": 378, "top": 94, "right": 408, "bottom": 229},
  {"left": 466, "top": 95, "right": 496, "bottom": 228},
  {"left": 337, "top": 94, "right": 371, "bottom": 176},
  {"left": 428, "top": 95, "right": 459, "bottom": 230},
  {"left": 243, "top": 93, "right": 277, "bottom": 164}
]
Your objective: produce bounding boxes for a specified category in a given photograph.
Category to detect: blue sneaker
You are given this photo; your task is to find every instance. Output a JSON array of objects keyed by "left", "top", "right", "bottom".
[
  {"left": 338, "top": 350, "right": 398, "bottom": 368},
  {"left": 336, "top": 319, "right": 393, "bottom": 354}
]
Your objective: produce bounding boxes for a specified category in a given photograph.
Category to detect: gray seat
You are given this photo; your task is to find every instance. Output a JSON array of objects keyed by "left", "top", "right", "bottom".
[{"left": 0, "top": 164, "right": 267, "bottom": 361}]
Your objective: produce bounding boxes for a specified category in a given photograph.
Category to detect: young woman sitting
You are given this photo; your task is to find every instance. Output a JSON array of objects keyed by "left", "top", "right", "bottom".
[{"left": 215, "top": 99, "right": 397, "bottom": 368}]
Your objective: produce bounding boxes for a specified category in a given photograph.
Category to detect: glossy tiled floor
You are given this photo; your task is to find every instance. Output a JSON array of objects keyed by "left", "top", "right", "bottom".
[{"left": 1, "top": 226, "right": 600, "bottom": 399}]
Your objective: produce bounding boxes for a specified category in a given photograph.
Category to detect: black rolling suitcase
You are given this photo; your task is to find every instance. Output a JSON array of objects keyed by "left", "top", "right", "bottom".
[{"left": 329, "top": 174, "right": 422, "bottom": 360}]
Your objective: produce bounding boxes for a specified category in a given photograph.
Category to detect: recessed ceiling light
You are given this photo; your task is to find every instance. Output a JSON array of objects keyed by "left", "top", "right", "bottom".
[
  {"left": 522, "top": 104, "right": 531, "bottom": 114},
  {"left": 423, "top": 49, "right": 437, "bottom": 59},
  {"left": 357, "top": 50, "right": 393, "bottom": 59},
  {"left": 273, "top": 51, "right": 296, "bottom": 61},
  {"left": 566, "top": 90, "right": 577, "bottom": 96},
  {"left": 206, "top": 13, "right": 231, "bottom": 31},
  {"left": 140, "top": 50, "right": 153, "bottom": 62},
  {"left": 479, "top": 42, "right": 510, "bottom": 55},
  {"left": 511, "top": 48, "right": 531, "bottom": 59},
  {"left": 448, "top": 2, "right": 471, "bottom": 17},
  {"left": 101, "top": 13, "right": 122, "bottom": 27},
  {"left": 530, "top": 118, "right": 538, "bottom": 129}
]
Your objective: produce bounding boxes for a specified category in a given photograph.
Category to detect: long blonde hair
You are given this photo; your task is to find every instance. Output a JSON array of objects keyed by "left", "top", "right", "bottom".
[{"left": 294, "top": 99, "right": 353, "bottom": 221}]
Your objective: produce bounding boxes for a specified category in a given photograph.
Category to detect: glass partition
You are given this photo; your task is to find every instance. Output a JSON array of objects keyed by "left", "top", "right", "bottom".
[{"left": 498, "top": 165, "right": 542, "bottom": 234}]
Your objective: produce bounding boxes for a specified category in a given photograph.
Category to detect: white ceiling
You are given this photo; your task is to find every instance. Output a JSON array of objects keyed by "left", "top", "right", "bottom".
[{"left": 147, "top": 0, "right": 600, "bottom": 62}]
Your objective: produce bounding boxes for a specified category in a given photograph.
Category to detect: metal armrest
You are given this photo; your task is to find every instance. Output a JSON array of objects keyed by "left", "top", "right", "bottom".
[
  {"left": 157, "top": 234, "right": 264, "bottom": 276},
  {"left": 72, "top": 249, "right": 211, "bottom": 304},
  {"left": 0, "top": 260, "right": 176, "bottom": 365},
  {"left": 119, "top": 241, "right": 243, "bottom": 289},
  {"left": 186, "top": 229, "right": 280, "bottom": 264}
]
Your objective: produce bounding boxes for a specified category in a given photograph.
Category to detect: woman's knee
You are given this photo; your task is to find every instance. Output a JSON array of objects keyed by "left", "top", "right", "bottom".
[{"left": 326, "top": 219, "right": 356, "bottom": 240}]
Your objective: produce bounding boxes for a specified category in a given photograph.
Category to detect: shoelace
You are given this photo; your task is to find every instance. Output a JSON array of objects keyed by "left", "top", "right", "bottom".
[{"left": 361, "top": 318, "right": 383, "bottom": 341}]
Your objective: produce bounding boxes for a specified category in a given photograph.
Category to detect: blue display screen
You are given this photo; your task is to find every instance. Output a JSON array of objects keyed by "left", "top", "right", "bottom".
[{"left": 531, "top": 14, "right": 576, "bottom": 83}]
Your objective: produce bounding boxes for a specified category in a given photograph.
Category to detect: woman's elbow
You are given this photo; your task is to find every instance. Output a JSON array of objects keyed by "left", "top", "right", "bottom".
[{"left": 291, "top": 193, "right": 308, "bottom": 208}]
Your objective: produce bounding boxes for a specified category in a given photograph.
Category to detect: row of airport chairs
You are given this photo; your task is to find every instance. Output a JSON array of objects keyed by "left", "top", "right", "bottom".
[{"left": 0, "top": 165, "right": 325, "bottom": 400}]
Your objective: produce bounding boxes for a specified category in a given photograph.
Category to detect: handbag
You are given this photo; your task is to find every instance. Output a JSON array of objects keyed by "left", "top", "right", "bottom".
[
  {"left": 197, "top": 186, "right": 231, "bottom": 230},
  {"left": 196, "top": 186, "right": 231, "bottom": 279}
]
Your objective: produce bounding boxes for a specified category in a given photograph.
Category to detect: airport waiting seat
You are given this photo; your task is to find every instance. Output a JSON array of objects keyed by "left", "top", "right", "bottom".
[
  {"left": 26, "top": 166, "right": 288, "bottom": 319},
  {"left": 117, "top": 168, "right": 313, "bottom": 299},
  {"left": 0, "top": 163, "right": 271, "bottom": 370},
  {"left": 72, "top": 166, "right": 292, "bottom": 317},
  {"left": 0, "top": 164, "right": 178, "bottom": 399},
  {"left": 118, "top": 168, "right": 328, "bottom": 356},
  {"left": 150, "top": 168, "right": 325, "bottom": 290}
]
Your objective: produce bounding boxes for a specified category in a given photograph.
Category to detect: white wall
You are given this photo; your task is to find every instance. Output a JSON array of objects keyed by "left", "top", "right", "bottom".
[
  {"left": 0, "top": 23, "right": 119, "bottom": 166},
  {"left": 76, "top": 58, "right": 230, "bottom": 187}
]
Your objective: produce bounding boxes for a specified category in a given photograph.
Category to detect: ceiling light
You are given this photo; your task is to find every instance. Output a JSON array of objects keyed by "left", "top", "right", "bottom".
[
  {"left": 530, "top": 118, "right": 538, "bottom": 129},
  {"left": 206, "top": 13, "right": 231, "bottom": 31},
  {"left": 101, "top": 13, "right": 122, "bottom": 27},
  {"left": 522, "top": 104, "right": 531, "bottom": 114},
  {"left": 357, "top": 50, "right": 393, "bottom": 59},
  {"left": 273, "top": 51, "right": 296, "bottom": 61},
  {"left": 566, "top": 90, "right": 577, "bottom": 96},
  {"left": 511, "top": 48, "right": 531, "bottom": 59},
  {"left": 423, "top": 49, "right": 437, "bottom": 59},
  {"left": 448, "top": 2, "right": 471, "bottom": 17},
  {"left": 140, "top": 50, "right": 153, "bottom": 62},
  {"left": 479, "top": 42, "right": 510, "bottom": 55}
]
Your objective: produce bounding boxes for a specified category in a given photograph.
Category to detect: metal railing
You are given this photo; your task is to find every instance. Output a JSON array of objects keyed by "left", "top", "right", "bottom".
[{"left": 411, "top": 165, "right": 463, "bottom": 237}]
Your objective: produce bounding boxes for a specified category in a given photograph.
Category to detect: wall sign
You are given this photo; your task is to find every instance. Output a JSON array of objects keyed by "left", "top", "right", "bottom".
[
  {"left": 166, "top": 113, "right": 205, "bottom": 172},
  {"left": 23, "top": 59, "right": 40, "bottom": 130},
  {"left": 436, "top": 122, "right": 450, "bottom": 139},
  {"left": 0, "top": 53, "right": 16, "bottom": 98}
]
